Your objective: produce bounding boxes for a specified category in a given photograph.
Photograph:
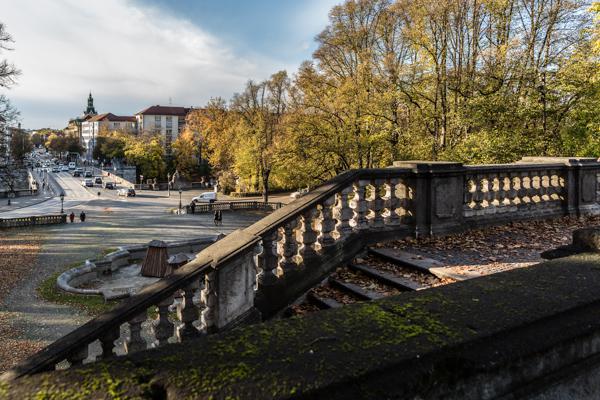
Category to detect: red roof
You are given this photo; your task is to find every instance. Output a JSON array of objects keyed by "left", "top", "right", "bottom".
[
  {"left": 88, "top": 113, "right": 135, "bottom": 122},
  {"left": 136, "top": 105, "right": 191, "bottom": 116}
]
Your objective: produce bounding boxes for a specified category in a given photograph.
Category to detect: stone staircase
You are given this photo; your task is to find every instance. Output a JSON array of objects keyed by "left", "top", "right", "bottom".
[{"left": 285, "top": 246, "right": 456, "bottom": 316}]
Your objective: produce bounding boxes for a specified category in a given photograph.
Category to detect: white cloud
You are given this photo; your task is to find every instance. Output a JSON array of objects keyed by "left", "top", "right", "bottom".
[{"left": 0, "top": 0, "right": 295, "bottom": 128}]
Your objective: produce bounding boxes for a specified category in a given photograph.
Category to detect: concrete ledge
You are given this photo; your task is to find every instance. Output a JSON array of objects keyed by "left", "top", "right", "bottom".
[{"left": 9, "top": 254, "right": 600, "bottom": 399}]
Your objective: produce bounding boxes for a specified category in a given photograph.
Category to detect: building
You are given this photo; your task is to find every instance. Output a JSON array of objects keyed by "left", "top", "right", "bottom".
[
  {"left": 65, "top": 92, "right": 98, "bottom": 146},
  {"left": 81, "top": 113, "right": 136, "bottom": 159},
  {"left": 135, "top": 105, "right": 191, "bottom": 156}
]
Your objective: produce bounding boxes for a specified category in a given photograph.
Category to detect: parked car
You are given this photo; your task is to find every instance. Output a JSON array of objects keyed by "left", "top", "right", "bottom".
[
  {"left": 84, "top": 171, "right": 93, "bottom": 178},
  {"left": 72, "top": 171, "right": 81, "bottom": 177},
  {"left": 103, "top": 182, "right": 115, "bottom": 190},
  {"left": 118, "top": 188, "right": 136, "bottom": 197},
  {"left": 68, "top": 162, "right": 76, "bottom": 170},
  {"left": 94, "top": 177, "right": 102, "bottom": 185},
  {"left": 191, "top": 192, "right": 217, "bottom": 203},
  {"left": 60, "top": 165, "right": 69, "bottom": 172},
  {"left": 75, "top": 168, "right": 83, "bottom": 173},
  {"left": 51, "top": 167, "right": 60, "bottom": 173},
  {"left": 82, "top": 179, "right": 94, "bottom": 187}
]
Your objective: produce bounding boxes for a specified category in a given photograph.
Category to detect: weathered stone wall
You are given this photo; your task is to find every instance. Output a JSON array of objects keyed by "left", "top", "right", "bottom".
[{"left": 5, "top": 254, "right": 600, "bottom": 399}]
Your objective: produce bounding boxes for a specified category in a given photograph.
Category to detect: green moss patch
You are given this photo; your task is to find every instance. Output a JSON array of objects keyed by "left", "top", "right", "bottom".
[{"left": 36, "top": 267, "right": 117, "bottom": 317}]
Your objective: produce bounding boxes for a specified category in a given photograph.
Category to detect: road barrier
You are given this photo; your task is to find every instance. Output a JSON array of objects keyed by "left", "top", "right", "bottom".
[{"left": 0, "top": 214, "right": 66, "bottom": 228}]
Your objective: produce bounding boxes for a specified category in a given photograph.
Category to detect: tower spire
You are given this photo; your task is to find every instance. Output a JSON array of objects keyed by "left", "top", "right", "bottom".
[{"left": 84, "top": 92, "right": 97, "bottom": 116}]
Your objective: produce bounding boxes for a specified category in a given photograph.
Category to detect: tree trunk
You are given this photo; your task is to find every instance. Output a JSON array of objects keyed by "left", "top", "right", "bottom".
[{"left": 262, "top": 168, "right": 270, "bottom": 203}]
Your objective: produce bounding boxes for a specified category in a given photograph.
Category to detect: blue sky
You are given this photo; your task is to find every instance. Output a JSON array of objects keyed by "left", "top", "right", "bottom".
[{"left": 0, "top": 0, "right": 340, "bottom": 129}]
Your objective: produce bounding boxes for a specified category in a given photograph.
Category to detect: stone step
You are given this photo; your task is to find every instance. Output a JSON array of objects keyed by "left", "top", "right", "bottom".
[
  {"left": 328, "top": 278, "right": 383, "bottom": 301},
  {"left": 348, "top": 263, "right": 424, "bottom": 291},
  {"left": 307, "top": 292, "right": 343, "bottom": 310},
  {"left": 368, "top": 247, "right": 445, "bottom": 278}
]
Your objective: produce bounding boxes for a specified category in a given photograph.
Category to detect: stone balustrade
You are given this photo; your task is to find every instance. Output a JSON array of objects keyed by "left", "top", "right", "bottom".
[
  {"left": 0, "top": 214, "right": 66, "bottom": 229},
  {"left": 3, "top": 156, "right": 600, "bottom": 381}
]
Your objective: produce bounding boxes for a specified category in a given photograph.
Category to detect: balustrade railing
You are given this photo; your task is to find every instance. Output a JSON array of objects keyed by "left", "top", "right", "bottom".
[{"left": 3, "top": 157, "right": 600, "bottom": 382}]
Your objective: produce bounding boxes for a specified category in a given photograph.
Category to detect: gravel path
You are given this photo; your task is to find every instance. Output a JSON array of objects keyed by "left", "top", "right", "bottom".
[{"left": 0, "top": 196, "right": 265, "bottom": 373}]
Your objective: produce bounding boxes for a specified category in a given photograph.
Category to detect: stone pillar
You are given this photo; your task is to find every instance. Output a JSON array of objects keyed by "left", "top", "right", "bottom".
[
  {"left": 208, "top": 230, "right": 262, "bottom": 330},
  {"left": 392, "top": 161, "right": 466, "bottom": 236},
  {"left": 277, "top": 218, "right": 299, "bottom": 275}
]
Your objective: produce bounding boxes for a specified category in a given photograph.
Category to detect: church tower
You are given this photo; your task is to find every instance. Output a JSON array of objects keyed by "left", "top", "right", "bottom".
[{"left": 84, "top": 92, "right": 97, "bottom": 116}]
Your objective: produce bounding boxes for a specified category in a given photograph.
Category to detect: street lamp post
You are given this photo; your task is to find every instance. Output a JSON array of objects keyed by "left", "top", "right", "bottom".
[
  {"left": 178, "top": 188, "right": 182, "bottom": 214},
  {"left": 60, "top": 192, "right": 65, "bottom": 214},
  {"left": 167, "top": 173, "right": 171, "bottom": 197}
]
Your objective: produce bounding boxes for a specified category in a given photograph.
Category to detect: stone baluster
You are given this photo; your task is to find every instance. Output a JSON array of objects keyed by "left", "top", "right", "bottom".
[
  {"left": 66, "top": 345, "right": 88, "bottom": 367},
  {"left": 540, "top": 172, "right": 551, "bottom": 207},
  {"left": 277, "top": 218, "right": 299, "bottom": 274},
  {"left": 463, "top": 177, "right": 475, "bottom": 217},
  {"left": 333, "top": 186, "right": 353, "bottom": 239},
  {"left": 549, "top": 171, "right": 559, "bottom": 203},
  {"left": 472, "top": 176, "right": 484, "bottom": 215},
  {"left": 258, "top": 229, "right": 279, "bottom": 285},
  {"left": 496, "top": 175, "right": 508, "bottom": 212},
  {"left": 368, "top": 179, "right": 385, "bottom": 228},
  {"left": 483, "top": 176, "right": 495, "bottom": 214},
  {"left": 531, "top": 173, "right": 541, "bottom": 206},
  {"left": 152, "top": 295, "right": 174, "bottom": 347},
  {"left": 317, "top": 196, "right": 336, "bottom": 249},
  {"left": 350, "top": 180, "right": 369, "bottom": 230},
  {"left": 124, "top": 312, "right": 147, "bottom": 353},
  {"left": 509, "top": 173, "right": 520, "bottom": 211},
  {"left": 176, "top": 281, "right": 202, "bottom": 342},
  {"left": 201, "top": 270, "right": 217, "bottom": 334},
  {"left": 518, "top": 172, "right": 530, "bottom": 209},
  {"left": 297, "top": 208, "right": 319, "bottom": 263},
  {"left": 383, "top": 178, "right": 400, "bottom": 226},
  {"left": 99, "top": 327, "right": 120, "bottom": 359}
]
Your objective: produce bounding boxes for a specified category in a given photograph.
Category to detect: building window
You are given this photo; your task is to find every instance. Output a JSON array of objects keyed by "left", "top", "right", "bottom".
[
  {"left": 166, "top": 116, "right": 172, "bottom": 129},
  {"left": 114, "top": 122, "right": 120, "bottom": 128}
]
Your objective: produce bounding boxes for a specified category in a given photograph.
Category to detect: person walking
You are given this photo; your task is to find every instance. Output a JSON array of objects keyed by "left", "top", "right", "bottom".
[
  {"left": 69, "top": 212, "right": 75, "bottom": 223},
  {"left": 79, "top": 210, "right": 86, "bottom": 222},
  {"left": 213, "top": 210, "right": 219, "bottom": 226},
  {"left": 217, "top": 210, "right": 223, "bottom": 226},
  {"left": 190, "top": 201, "right": 196, "bottom": 214}
]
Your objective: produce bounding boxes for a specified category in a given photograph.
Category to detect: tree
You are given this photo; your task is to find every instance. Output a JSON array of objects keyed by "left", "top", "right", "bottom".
[
  {"left": 0, "top": 22, "right": 20, "bottom": 89},
  {"left": 9, "top": 129, "right": 32, "bottom": 161},
  {"left": 123, "top": 133, "right": 165, "bottom": 180},
  {"left": 172, "top": 129, "right": 207, "bottom": 179},
  {"left": 230, "top": 71, "right": 291, "bottom": 202}
]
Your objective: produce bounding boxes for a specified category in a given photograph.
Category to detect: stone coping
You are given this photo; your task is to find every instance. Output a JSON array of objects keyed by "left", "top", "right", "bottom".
[
  {"left": 11, "top": 253, "right": 600, "bottom": 399},
  {"left": 56, "top": 235, "right": 221, "bottom": 298}
]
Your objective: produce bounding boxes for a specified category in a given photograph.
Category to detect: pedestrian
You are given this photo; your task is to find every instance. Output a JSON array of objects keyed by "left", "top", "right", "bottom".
[
  {"left": 213, "top": 210, "right": 219, "bottom": 226},
  {"left": 79, "top": 210, "right": 86, "bottom": 222},
  {"left": 190, "top": 201, "right": 196, "bottom": 214},
  {"left": 217, "top": 210, "right": 223, "bottom": 226},
  {"left": 69, "top": 212, "right": 75, "bottom": 223}
]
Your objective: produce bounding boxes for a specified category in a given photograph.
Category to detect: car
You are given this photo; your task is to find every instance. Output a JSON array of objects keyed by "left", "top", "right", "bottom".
[
  {"left": 72, "top": 171, "right": 81, "bottom": 177},
  {"left": 51, "top": 167, "right": 59, "bottom": 173},
  {"left": 94, "top": 177, "right": 102, "bottom": 185},
  {"left": 191, "top": 192, "right": 217, "bottom": 203},
  {"left": 82, "top": 179, "right": 94, "bottom": 187},
  {"left": 68, "top": 162, "right": 76, "bottom": 170},
  {"left": 118, "top": 188, "right": 136, "bottom": 197},
  {"left": 60, "top": 165, "right": 69, "bottom": 172},
  {"left": 75, "top": 168, "right": 83, "bottom": 173},
  {"left": 103, "top": 182, "right": 115, "bottom": 190},
  {"left": 84, "top": 171, "right": 93, "bottom": 178}
]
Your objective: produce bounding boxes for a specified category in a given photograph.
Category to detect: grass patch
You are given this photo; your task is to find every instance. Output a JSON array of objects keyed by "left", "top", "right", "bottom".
[
  {"left": 99, "top": 247, "right": 119, "bottom": 257},
  {"left": 37, "top": 262, "right": 118, "bottom": 317}
]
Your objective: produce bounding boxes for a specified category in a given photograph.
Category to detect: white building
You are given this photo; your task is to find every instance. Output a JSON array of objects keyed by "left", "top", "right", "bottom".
[
  {"left": 81, "top": 113, "right": 136, "bottom": 160},
  {"left": 135, "top": 105, "right": 191, "bottom": 155}
]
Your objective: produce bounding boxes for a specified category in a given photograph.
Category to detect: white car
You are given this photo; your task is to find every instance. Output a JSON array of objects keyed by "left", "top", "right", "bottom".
[
  {"left": 60, "top": 165, "right": 69, "bottom": 172},
  {"left": 68, "top": 162, "right": 76, "bottom": 170},
  {"left": 81, "top": 178, "right": 94, "bottom": 187},
  {"left": 192, "top": 192, "right": 217, "bottom": 203}
]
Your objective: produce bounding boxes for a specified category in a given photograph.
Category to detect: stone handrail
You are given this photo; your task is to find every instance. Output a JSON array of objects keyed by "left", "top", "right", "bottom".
[
  {"left": 0, "top": 214, "right": 66, "bottom": 229},
  {"left": 3, "top": 157, "right": 600, "bottom": 381}
]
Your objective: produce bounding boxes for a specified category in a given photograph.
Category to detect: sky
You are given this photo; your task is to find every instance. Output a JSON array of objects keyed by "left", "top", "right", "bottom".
[{"left": 0, "top": 0, "right": 341, "bottom": 129}]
